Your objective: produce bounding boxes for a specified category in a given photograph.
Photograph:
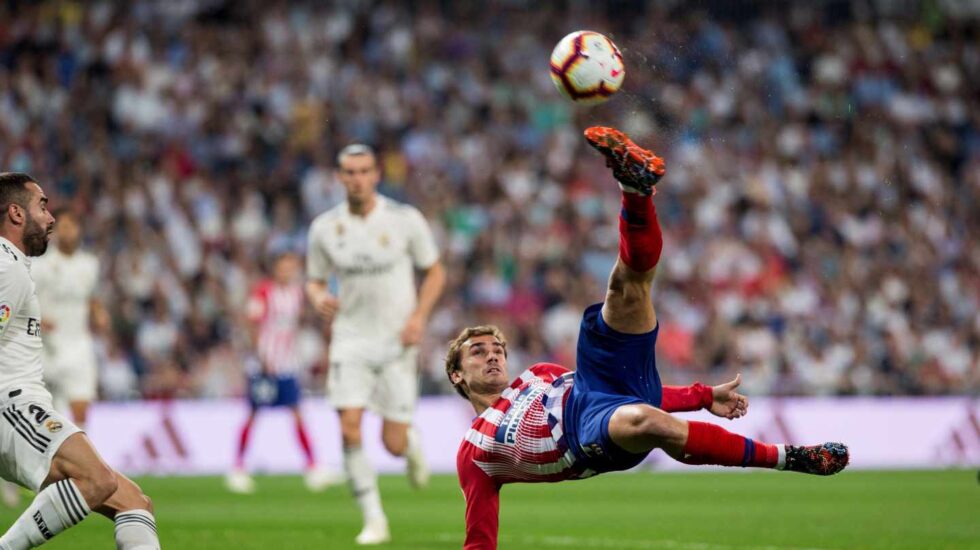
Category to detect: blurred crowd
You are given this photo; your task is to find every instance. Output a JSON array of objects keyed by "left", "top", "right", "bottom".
[{"left": 0, "top": 0, "right": 977, "bottom": 400}]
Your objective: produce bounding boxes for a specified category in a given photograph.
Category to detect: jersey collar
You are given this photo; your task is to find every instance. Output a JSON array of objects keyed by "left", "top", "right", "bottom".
[{"left": 343, "top": 194, "right": 387, "bottom": 221}]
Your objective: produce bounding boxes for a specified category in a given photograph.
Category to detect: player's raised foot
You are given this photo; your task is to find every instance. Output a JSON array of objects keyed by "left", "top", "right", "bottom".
[
  {"left": 406, "top": 429, "right": 430, "bottom": 490},
  {"left": 784, "top": 442, "right": 849, "bottom": 475},
  {"left": 224, "top": 468, "right": 256, "bottom": 494},
  {"left": 355, "top": 516, "right": 391, "bottom": 545},
  {"left": 584, "top": 126, "right": 666, "bottom": 196},
  {"left": 304, "top": 465, "right": 345, "bottom": 492}
]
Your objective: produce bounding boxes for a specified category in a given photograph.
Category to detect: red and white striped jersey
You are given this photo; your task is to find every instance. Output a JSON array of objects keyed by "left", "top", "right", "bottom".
[
  {"left": 246, "top": 280, "right": 305, "bottom": 374},
  {"left": 456, "top": 362, "right": 595, "bottom": 550}
]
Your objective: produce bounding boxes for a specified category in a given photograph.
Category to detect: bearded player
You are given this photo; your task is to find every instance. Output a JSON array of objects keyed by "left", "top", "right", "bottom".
[
  {"left": 0, "top": 173, "right": 160, "bottom": 549},
  {"left": 446, "top": 128, "right": 850, "bottom": 549}
]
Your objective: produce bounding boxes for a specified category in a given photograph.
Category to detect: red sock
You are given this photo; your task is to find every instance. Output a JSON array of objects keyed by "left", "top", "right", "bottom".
[
  {"left": 235, "top": 415, "right": 255, "bottom": 468},
  {"left": 619, "top": 192, "right": 663, "bottom": 273},
  {"left": 680, "top": 421, "right": 778, "bottom": 468},
  {"left": 295, "top": 417, "right": 316, "bottom": 468}
]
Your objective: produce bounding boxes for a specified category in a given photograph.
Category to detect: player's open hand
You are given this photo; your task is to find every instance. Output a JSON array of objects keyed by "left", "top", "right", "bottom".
[
  {"left": 709, "top": 373, "right": 748, "bottom": 420},
  {"left": 314, "top": 295, "right": 340, "bottom": 321},
  {"left": 400, "top": 313, "right": 426, "bottom": 346}
]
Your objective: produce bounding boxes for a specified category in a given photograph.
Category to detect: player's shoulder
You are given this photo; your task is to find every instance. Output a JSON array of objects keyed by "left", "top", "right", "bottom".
[
  {"left": 310, "top": 204, "right": 347, "bottom": 228},
  {"left": 379, "top": 196, "right": 425, "bottom": 220},
  {"left": 251, "top": 279, "right": 274, "bottom": 296},
  {"left": 0, "top": 242, "right": 28, "bottom": 276},
  {"left": 0, "top": 240, "right": 21, "bottom": 264},
  {"left": 527, "top": 362, "right": 572, "bottom": 380}
]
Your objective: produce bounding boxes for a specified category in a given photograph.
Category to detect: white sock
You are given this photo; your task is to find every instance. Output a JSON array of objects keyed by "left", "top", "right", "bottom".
[
  {"left": 343, "top": 447, "right": 385, "bottom": 522},
  {"left": 0, "top": 479, "right": 90, "bottom": 549},
  {"left": 406, "top": 429, "right": 421, "bottom": 458},
  {"left": 114, "top": 509, "right": 160, "bottom": 550},
  {"left": 775, "top": 444, "right": 787, "bottom": 470}
]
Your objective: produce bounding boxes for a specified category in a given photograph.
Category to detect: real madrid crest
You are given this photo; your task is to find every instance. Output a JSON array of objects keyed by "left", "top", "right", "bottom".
[
  {"left": 379, "top": 233, "right": 389, "bottom": 247},
  {"left": 45, "top": 419, "right": 63, "bottom": 433},
  {"left": 336, "top": 223, "right": 345, "bottom": 236}
]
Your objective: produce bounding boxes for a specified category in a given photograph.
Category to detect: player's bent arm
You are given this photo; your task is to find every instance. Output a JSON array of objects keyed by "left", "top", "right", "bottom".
[
  {"left": 305, "top": 280, "right": 339, "bottom": 318},
  {"left": 458, "top": 454, "right": 501, "bottom": 550},
  {"left": 90, "top": 297, "right": 111, "bottom": 335},
  {"left": 660, "top": 383, "right": 714, "bottom": 413},
  {"left": 413, "top": 260, "right": 446, "bottom": 321}
]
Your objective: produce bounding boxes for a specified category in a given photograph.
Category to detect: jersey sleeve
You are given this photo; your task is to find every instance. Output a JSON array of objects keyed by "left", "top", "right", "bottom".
[
  {"left": 406, "top": 208, "right": 439, "bottom": 270},
  {"left": 0, "top": 262, "right": 31, "bottom": 339},
  {"left": 245, "top": 284, "right": 267, "bottom": 323},
  {"left": 660, "top": 383, "right": 713, "bottom": 412},
  {"left": 305, "top": 219, "right": 333, "bottom": 281},
  {"left": 458, "top": 448, "right": 500, "bottom": 550}
]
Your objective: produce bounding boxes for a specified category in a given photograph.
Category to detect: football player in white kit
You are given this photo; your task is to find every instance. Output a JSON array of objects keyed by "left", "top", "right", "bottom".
[
  {"left": 32, "top": 208, "right": 109, "bottom": 428},
  {"left": 306, "top": 145, "right": 446, "bottom": 545},
  {"left": 0, "top": 173, "right": 160, "bottom": 550}
]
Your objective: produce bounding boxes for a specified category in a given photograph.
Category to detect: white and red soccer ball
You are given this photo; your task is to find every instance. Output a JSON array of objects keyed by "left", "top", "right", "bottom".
[{"left": 549, "top": 30, "right": 625, "bottom": 105}]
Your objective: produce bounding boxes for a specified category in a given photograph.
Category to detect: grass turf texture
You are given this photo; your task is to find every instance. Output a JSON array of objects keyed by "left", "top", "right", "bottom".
[{"left": 0, "top": 470, "right": 975, "bottom": 549}]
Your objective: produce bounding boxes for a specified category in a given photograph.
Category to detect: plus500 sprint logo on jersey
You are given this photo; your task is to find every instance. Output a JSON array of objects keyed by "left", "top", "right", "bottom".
[{"left": 495, "top": 385, "right": 546, "bottom": 445}]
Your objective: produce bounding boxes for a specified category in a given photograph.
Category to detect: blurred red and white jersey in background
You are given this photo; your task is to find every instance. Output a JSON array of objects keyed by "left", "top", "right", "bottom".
[{"left": 246, "top": 280, "right": 305, "bottom": 374}]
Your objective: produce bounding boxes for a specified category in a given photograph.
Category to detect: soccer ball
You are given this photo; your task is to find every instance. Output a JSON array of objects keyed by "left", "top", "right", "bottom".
[{"left": 549, "top": 31, "right": 625, "bottom": 105}]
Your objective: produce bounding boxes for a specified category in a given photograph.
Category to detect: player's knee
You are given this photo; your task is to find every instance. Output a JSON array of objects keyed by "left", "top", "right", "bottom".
[
  {"left": 340, "top": 423, "right": 362, "bottom": 446},
  {"left": 615, "top": 405, "right": 681, "bottom": 445},
  {"left": 138, "top": 492, "right": 154, "bottom": 513}
]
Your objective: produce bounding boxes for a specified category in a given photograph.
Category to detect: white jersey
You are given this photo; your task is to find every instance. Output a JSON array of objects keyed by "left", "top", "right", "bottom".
[
  {"left": 0, "top": 237, "right": 47, "bottom": 396},
  {"left": 31, "top": 247, "right": 99, "bottom": 355},
  {"left": 307, "top": 196, "right": 439, "bottom": 359}
]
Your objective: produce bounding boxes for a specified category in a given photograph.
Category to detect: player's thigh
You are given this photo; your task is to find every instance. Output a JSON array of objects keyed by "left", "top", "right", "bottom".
[
  {"left": 375, "top": 349, "right": 418, "bottom": 425},
  {"left": 327, "top": 359, "right": 374, "bottom": 411},
  {"left": 574, "top": 303, "right": 663, "bottom": 403},
  {"left": 602, "top": 258, "right": 657, "bottom": 334},
  {"left": 563, "top": 389, "right": 649, "bottom": 474},
  {"left": 94, "top": 471, "right": 152, "bottom": 519},
  {"left": 607, "top": 403, "right": 687, "bottom": 455},
  {"left": 0, "top": 395, "right": 84, "bottom": 492}
]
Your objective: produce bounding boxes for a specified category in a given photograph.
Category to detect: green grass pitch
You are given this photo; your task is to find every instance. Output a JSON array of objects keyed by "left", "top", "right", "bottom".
[{"left": 1, "top": 470, "right": 976, "bottom": 549}]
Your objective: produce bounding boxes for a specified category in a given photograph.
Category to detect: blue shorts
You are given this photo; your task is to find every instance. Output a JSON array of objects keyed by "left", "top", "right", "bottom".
[
  {"left": 247, "top": 374, "right": 301, "bottom": 408},
  {"left": 564, "top": 303, "right": 662, "bottom": 474}
]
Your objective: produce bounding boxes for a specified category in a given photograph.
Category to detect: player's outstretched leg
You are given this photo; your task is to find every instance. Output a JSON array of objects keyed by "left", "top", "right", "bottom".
[
  {"left": 0, "top": 434, "right": 114, "bottom": 550},
  {"left": 584, "top": 126, "right": 666, "bottom": 335},
  {"left": 0, "top": 433, "right": 161, "bottom": 550},
  {"left": 609, "top": 404, "right": 849, "bottom": 475}
]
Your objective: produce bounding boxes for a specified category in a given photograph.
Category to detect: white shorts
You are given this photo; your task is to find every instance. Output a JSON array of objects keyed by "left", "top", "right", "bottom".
[
  {"left": 328, "top": 347, "right": 419, "bottom": 424},
  {"left": 0, "top": 390, "right": 82, "bottom": 491},
  {"left": 43, "top": 348, "right": 98, "bottom": 405}
]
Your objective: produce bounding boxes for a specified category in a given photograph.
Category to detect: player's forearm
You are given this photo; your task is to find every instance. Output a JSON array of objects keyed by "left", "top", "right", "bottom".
[
  {"left": 305, "top": 281, "right": 333, "bottom": 305},
  {"left": 660, "top": 383, "right": 713, "bottom": 412},
  {"left": 412, "top": 261, "right": 446, "bottom": 320}
]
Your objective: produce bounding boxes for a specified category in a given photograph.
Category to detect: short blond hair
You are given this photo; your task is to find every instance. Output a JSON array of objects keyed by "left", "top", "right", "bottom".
[{"left": 444, "top": 325, "right": 508, "bottom": 399}]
